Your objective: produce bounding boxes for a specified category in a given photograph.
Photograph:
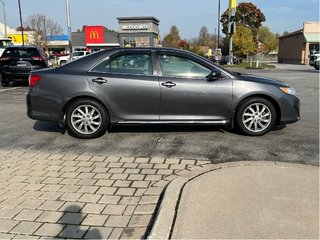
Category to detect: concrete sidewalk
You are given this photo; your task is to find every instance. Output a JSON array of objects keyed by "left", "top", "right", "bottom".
[{"left": 149, "top": 162, "right": 319, "bottom": 239}]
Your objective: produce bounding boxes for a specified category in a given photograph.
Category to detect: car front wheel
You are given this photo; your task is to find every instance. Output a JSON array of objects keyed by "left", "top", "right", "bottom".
[
  {"left": 66, "top": 99, "right": 108, "bottom": 139},
  {"left": 236, "top": 98, "right": 276, "bottom": 136}
]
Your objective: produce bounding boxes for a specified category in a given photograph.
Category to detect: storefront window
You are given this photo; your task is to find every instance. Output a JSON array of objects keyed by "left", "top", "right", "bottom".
[
  {"left": 122, "top": 37, "right": 150, "bottom": 47},
  {"left": 135, "top": 37, "right": 149, "bottom": 47},
  {"left": 309, "top": 43, "right": 319, "bottom": 54},
  {"left": 123, "top": 37, "right": 136, "bottom": 47}
]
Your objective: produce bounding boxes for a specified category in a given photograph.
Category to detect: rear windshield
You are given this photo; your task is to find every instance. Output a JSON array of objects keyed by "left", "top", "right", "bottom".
[{"left": 2, "top": 48, "right": 40, "bottom": 58}]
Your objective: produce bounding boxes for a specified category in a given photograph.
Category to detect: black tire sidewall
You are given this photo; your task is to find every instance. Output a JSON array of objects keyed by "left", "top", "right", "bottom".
[
  {"left": 66, "top": 99, "right": 108, "bottom": 139},
  {"left": 236, "top": 98, "right": 276, "bottom": 136}
]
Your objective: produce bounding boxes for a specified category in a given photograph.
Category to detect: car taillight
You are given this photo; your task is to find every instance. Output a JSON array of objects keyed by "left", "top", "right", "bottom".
[
  {"left": 29, "top": 75, "right": 41, "bottom": 87},
  {"left": 0, "top": 57, "right": 10, "bottom": 61},
  {"left": 31, "top": 56, "right": 45, "bottom": 61}
]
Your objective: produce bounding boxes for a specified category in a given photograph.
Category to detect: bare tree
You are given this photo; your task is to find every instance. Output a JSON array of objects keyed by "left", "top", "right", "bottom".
[{"left": 24, "top": 13, "right": 63, "bottom": 48}]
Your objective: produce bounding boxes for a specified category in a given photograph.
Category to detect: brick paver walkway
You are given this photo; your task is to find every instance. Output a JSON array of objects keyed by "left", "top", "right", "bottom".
[{"left": 0, "top": 150, "right": 211, "bottom": 239}]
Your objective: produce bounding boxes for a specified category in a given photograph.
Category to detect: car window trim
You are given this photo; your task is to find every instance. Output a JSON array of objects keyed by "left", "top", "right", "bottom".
[{"left": 155, "top": 50, "right": 230, "bottom": 80}]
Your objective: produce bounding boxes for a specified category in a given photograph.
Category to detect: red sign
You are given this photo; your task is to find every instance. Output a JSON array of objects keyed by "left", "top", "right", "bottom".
[{"left": 84, "top": 26, "right": 104, "bottom": 44}]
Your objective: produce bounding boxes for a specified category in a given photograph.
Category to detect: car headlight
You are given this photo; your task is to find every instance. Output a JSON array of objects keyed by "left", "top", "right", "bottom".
[{"left": 280, "top": 86, "right": 296, "bottom": 96}]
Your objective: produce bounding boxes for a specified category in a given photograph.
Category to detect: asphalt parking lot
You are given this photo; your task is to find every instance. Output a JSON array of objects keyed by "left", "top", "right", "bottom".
[{"left": 0, "top": 64, "right": 319, "bottom": 165}]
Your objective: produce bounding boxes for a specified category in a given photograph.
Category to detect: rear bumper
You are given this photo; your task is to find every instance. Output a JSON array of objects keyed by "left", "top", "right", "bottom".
[
  {"left": 26, "top": 89, "right": 61, "bottom": 123},
  {"left": 1, "top": 66, "right": 45, "bottom": 80}
]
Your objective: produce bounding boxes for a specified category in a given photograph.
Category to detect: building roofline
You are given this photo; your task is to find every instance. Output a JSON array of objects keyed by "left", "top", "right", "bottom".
[
  {"left": 279, "top": 29, "right": 303, "bottom": 39},
  {"left": 117, "top": 16, "right": 160, "bottom": 23}
]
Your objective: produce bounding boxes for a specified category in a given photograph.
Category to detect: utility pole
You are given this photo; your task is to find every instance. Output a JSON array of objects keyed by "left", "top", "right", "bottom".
[
  {"left": 217, "top": 0, "right": 220, "bottom": 48},
  {"left": 0, "top": 0, "right": 7, "bottom": 37},
  {"left": 43, "top": 16, "right": 46, "bottom": 52},
  {"left": 18, "top": 0, "right": 24, "bottom": 45},
  {"left": 228, "top": 0, "right": 237, "bottom": 65},
  {"left": 65, "top": 0, "right": 72, "bottom": 60}
]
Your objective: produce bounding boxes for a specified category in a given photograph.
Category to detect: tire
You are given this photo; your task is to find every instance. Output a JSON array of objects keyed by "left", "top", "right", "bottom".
[
  {"left": 236, "top": 98, "right": 276, "bottom": 136},
  {"left": 314, "top": 63, "right": 319, "bottom": 70},
  {"left": 1, "top": 80, "right": 8, "bottom": 87},
  {"left": 1, "top": 75, "right": 9, "bottom": 87},
  {"left": 66, "top": 99, "right": 108, "bottom": 139}
]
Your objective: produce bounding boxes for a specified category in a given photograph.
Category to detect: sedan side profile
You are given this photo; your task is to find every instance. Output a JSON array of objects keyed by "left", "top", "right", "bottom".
[{"left": 27, "top": 48, "right": 300, "bottom": 139}]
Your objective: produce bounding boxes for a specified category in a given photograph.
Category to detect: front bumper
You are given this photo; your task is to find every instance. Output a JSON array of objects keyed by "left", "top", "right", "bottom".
[{"left": 279, "top": 95, "right": 300, "bottom": 125}]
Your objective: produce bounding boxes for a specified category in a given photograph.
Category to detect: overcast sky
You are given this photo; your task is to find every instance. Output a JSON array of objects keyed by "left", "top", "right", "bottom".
[{"left": 2, "top": 0, "right": 319, "bottom": 38}]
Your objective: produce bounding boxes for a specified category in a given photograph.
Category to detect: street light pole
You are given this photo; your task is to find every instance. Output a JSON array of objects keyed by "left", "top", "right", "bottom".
[
  {"left": 0, "top": 0, "right": 7, "bottom": 37},
  {"left": 217, "top": 0, "right": 220, "bottom": 48},
  {"left": 43, "top": 16, "right": 46, "bottom": 52},
  {"left": 17, "top": 0, "right": 24, "bottom": 45},
  {"left": 65, "top": 0, "right": 72, "bottom": 60}
]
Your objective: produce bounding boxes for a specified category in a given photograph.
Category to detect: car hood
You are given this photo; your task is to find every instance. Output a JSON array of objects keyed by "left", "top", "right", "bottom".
[{"left": 235, "top": 73, "right": 288, "bottom": 87}]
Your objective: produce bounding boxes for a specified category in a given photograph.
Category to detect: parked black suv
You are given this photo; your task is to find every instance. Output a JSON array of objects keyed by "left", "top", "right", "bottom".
[{"left": 0, "top": 45, "right": 48, "bottom": 87}]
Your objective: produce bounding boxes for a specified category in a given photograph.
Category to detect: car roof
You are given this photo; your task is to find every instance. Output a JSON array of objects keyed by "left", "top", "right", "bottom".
[{"left": 6, "top": 45, "right": 41, "bottom": 49}]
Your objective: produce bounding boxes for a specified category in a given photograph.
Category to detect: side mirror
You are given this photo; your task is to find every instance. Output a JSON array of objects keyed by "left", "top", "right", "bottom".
[{"left": 206, "top": 70, "right": 221, "bottom": 81}]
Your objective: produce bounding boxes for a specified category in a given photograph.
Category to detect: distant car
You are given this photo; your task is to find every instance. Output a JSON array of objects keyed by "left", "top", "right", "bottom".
[
  {"left": 57, "top": 55, "right": 69, "bottom": 66},
  {"left": 309, "top": 52, "right": 320, "bottom": 70},
  {"left": 0, "top": 45, "right": 48, "bottom": 87},
  {"left": 219, "top": 55, "right": 240, "bottom": 65},
  {"left": 27, "top": 47, "right": 300, "bottom": 139},
  {"left": 0, "top": 37, "right": 13, "bottom": 57},
  {"left": 72, "top": 51, "right": 90, "bottom": 61},
  {"left": 58, "top": 51, "right": 90, "bottom": 66}
]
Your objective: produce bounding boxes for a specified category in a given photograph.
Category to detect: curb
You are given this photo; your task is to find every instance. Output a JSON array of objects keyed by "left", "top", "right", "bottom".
[
  {"left": 147, "top": 161, "right": 317, "bottom": 239},
  {"left": 147, "top": 164, "right": 221, "bottom": 239}
]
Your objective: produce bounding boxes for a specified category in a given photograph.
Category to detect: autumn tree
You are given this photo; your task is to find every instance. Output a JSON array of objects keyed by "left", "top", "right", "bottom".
[
  {"left": 198, "top": 26, "right": 210, "bottom": 45},
  {"left": 24, "top": 13, "right": 63, "bottom": 48},
  {"left": 258, "top": 26, "right": 279, "bottom": 53},
  {"left": 232, "top": 24, "right": 256, "bottom": 56},
  {"left": 162, "top": 25, "right": 181, "bottom": 48},
  {"left": 221, "top": 2, "right": 265, "bottom": 38}
]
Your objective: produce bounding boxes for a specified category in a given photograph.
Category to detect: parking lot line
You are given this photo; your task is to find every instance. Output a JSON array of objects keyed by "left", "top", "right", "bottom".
[{"left": 0, "top": 87, "right": 22, "bottom": 92}]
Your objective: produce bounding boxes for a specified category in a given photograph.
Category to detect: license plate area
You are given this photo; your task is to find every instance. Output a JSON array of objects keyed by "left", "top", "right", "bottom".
[{"left": 17, "top": 61, "right": 27, "bottom": 67}]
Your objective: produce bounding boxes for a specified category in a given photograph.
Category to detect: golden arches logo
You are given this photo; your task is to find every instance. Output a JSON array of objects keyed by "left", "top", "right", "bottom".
[{"left": 89, "top": 30, "right": 99, "bottom": 40}]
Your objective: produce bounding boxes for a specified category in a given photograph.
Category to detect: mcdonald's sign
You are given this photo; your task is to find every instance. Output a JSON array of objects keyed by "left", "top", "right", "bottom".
[{"left": 85, "top": 26, "right": 104, "bottom": 44}]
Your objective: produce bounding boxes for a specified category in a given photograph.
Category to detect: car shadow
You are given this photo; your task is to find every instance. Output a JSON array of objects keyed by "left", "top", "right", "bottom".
[
  {"left": 109, "top": 124, "right": 230, "bottom": 134},
  {"left": 33, "top": 120, "right": 66, "bottom": 134}
]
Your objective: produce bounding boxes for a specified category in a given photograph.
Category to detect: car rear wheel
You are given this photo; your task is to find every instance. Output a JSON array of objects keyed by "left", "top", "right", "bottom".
[
  {"left": 1, "top": 80, "right": 8, "bottom": 87},
  {"left": 66, "top": 99, "right": 108, "bottom": 139},
  {"left": 1, "top": 76, "right": 9, "bottom": 87},
  {"left": 236, "top": 98, "right": 276, "bottom": 136}
]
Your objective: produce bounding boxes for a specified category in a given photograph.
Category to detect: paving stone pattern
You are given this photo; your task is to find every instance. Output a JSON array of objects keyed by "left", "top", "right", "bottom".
[{"left": 0, "top": 150, "right": 210, "bottom": 239}]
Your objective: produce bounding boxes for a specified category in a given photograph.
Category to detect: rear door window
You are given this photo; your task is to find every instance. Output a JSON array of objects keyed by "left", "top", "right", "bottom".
[{"left": 91, "top": 53, "right": 153, "bottom": 76}]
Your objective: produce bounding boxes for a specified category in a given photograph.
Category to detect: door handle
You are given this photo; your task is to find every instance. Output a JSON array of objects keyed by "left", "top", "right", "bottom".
[
  {"left": 92, "top": 78, "right": 107, "bottom": 84},
  {"left": 161, "top": 81, "right": 176, "bottom": 88}
]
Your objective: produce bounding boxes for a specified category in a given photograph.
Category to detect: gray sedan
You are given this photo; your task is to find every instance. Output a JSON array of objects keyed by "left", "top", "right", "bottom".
[{"left": 27, "top": 48, "right": 300, "bottom": 139}]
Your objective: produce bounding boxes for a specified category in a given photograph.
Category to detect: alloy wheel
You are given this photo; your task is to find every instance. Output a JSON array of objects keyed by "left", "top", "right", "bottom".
[
  {"left": 71, "top": 104, "right": 102, "bottom": 135},
  {"left": 242, "top": 103, "right": 272, "bottom": 133}
]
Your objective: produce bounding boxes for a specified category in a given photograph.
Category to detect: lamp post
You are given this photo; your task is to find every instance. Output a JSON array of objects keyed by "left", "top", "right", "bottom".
[
  {"left": 65, "top": 0, "right": 72, "bottom": 60},
  {"left": 0, "top": 0, "right": 7, "bottom": 37},
  {"left": 43, "top": 16, "right": 46, "bottom": 52},
  {"left": 217, "top": 0, "right": 220, "bottom": 48},
  {"left": 17, "top": 0, "right": 24, "bottom": 45}
]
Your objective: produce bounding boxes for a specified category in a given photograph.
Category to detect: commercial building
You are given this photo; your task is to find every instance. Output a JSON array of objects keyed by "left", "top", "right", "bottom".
[
  {"left": 0, "top": 16, "right": 160, "bottom": 54},
  {"left": 278, "top": 22, "right": 320, "bottom": 64},
  {"left": 71, "top": 27, "right": 119, "bottom": 52},
  {"left": 117, "top": 16, "right": 160, "bottom": 47}
]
